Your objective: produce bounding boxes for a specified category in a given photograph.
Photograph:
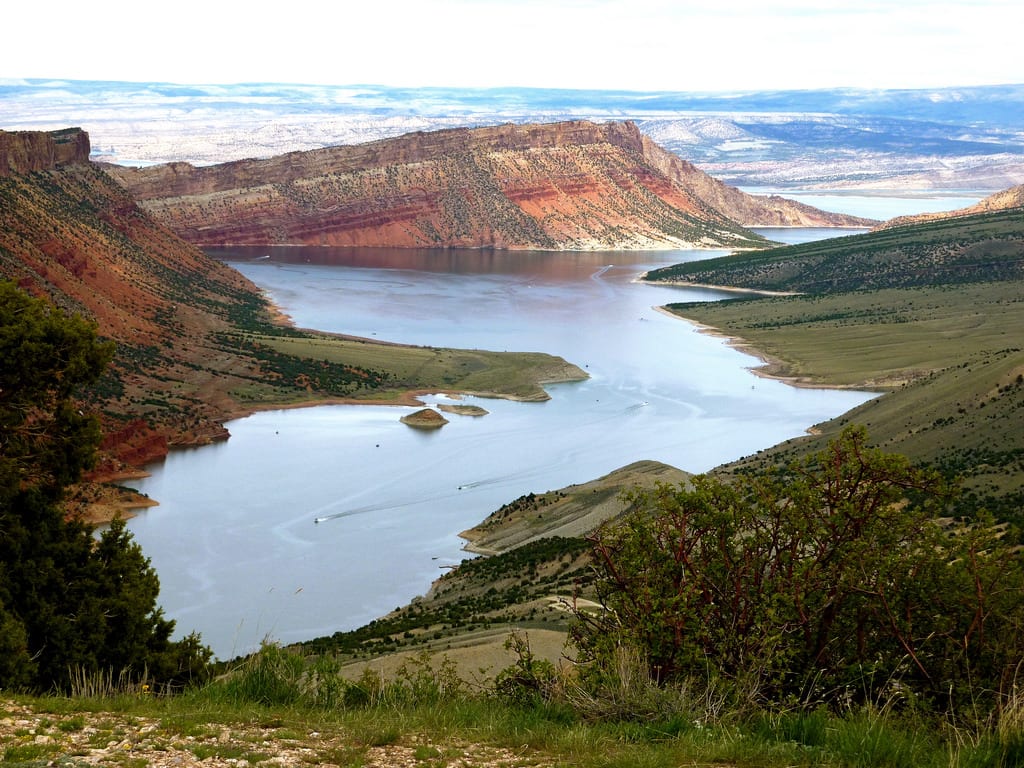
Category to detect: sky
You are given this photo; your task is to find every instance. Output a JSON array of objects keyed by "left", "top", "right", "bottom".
[{"left": 3, "top": 0, "right": 1022, "bottom": 92}]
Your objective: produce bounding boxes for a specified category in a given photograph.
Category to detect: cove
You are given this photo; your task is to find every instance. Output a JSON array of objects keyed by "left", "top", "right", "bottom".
[{"left": 125, "top": 231, "right": 883, "bottom": 659}]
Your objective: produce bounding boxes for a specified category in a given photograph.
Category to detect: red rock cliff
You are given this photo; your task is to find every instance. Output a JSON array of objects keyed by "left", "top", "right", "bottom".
[
  {"left": 110, "top": 120, "right": 873, "bottom": 251},
  {"left": 0, "top": 128, "right": 91, "bottom": 176},
  {"left": 110, "top": 121, "right": 817, "bottom": 251}
]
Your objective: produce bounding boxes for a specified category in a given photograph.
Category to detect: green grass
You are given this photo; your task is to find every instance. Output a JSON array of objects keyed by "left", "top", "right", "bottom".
[
  {"left": 665, "top": 285, "right": 1024, "bottom": 526},
  {"left": 247, "top": 332, "right": 586, "bottom": 402},
  {"left": 646, "top": 207, "right": 1024, "bottom": 527},
  {"left": 7, "top": 638, "right": 1024, "bottom": 767},
  {"left": 6, "top": 685, "right": 1020, "bottom": 768},
  {"left": 666, "top": 282, "right": 1024, "bottom": 389}
]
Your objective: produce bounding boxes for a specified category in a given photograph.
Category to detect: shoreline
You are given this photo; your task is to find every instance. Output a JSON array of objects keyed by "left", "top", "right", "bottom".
[
  {"left": 80, "top": 390, "right": 531, "bottom": 526},
  {"left": 636, "top": 273, "right": 802, "bottom": 297},
  {"left": 652, "top": 305, "right": 870, "bottom": 392},
  {"left": 215, "top": 294, "right": 589, "bottom": 420},
  {"left": 81, "top": 353, "right": 587, "bottom": 525}
]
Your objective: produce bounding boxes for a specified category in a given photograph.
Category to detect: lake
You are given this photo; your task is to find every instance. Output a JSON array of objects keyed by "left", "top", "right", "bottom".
[{"left": 122, "top": 194, "right": 971, "bottom": 659}]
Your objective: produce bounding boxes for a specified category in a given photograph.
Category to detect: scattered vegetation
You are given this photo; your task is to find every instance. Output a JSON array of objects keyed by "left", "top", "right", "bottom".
[
  {"left": 298, "top": 536, "right": 592, "bottom": 659},
  {"left": 575, "top": 427, "right": 1023, "bottom": 721},
  {"left": 226, "top": 331, "right": 584, "bottom": 404}
]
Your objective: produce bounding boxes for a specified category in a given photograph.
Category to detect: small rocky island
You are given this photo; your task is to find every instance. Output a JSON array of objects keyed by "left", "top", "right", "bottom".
[
  {"left": 400, "top": 408, "right": 449, "bottom": 429},
  {"left": 438, "top": 404, "right": 489, "bottom": 417}
]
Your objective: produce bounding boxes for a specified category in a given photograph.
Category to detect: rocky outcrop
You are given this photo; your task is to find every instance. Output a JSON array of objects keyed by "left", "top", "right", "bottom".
[
  {"left": 400, "top": 408, "right": 449, "bottom": 429},
  {"left": 0, "top": 128, "right": 91, "bottom": 177},
  {"left": 110, "top": 121, "right": 870, "bottom": 252},
  {"left": 875, "top": 184, "right": 1024, "bottom": 230},
  {"left": 438, "top": 404, "right": 488, "bottom": 417}
]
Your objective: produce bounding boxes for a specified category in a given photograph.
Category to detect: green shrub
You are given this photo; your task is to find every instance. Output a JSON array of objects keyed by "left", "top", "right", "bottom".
[
  {"left": 493, "top": 631, "right": 557, "bottom": 708},
  {"left": 572, "top": 426, "right": 1024, "bottom": 719},
  {"left": 0, "top": 282, "right": 212, "bottom": 692}
]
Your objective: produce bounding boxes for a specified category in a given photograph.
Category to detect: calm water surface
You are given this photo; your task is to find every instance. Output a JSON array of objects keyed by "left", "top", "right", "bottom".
[
  {"left": 739, "top": 188, "right": 989, "bottom": 221},
  {"left": 125, "top": 197, "right": 976, "bottom": 658}
]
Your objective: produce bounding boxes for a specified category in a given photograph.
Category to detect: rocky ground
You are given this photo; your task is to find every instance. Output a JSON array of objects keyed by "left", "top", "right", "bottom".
[{"left": 0, "top": 699, "right": 543, "bottom": 767}]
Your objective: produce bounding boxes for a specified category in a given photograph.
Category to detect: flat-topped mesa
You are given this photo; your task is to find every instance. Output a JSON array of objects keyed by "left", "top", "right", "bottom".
[
  {"left": 113, "top": 121, "right": 646, "bottom": 198},
  {"left": 0, "top": 128, "right": 91, "bottom": 177},
  {"left": 109, "top": 120, "right": 872, "bottom": 252}
]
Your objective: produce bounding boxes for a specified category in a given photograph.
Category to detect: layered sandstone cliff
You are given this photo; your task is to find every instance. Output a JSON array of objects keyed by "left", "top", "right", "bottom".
[
  {"left": 875, "top": 184, "right": 1024, "bottom": 230},
  {"left": 0, "top": 128, "right": 91, "bottom": 176},
  {"left": 109, "top": 121, "right": 873, "bottom": 252}
]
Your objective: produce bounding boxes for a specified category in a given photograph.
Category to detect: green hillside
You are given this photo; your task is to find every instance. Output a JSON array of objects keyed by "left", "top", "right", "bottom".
[
  {"left": 645, "top": 208, "right": 1024, "bottom": 292},
  {"left": 651, "top": 208, "right": 1024, "bottom": 526}
]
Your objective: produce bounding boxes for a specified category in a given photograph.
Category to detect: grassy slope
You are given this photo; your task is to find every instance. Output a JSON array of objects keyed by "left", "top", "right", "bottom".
[
  {"left": 645, "top": 208, "right": 1024, "bottom": 292},
  {"left": 649, "top": 209, "right": 1024, "bottom": 525},
  {"left": 242, "top": 332, "right": 585, "bottom": 405},
  {"left": 669, "top": 283, "right": 1024, "bottom": 389}
]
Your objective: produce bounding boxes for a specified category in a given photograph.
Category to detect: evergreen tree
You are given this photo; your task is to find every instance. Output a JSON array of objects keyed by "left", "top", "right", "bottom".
[{"left": 0, "top": 281, "right": 210, "bottom": 690}]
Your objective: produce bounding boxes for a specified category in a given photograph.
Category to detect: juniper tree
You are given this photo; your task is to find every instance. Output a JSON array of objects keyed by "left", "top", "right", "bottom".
[{"left": 0, "top": 281, "right": 210, "bottom": 690}]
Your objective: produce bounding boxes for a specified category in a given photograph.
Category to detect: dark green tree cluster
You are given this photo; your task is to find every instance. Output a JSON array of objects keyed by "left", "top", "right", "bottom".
[
  {"left": 574, "top": 426, "right": 1024, "bottom": 716},
  {"left": 0, "top": 281, "right": 210, "bottom": 691}
]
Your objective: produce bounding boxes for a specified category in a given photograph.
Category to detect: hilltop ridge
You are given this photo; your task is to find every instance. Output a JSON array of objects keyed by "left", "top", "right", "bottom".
[
  {"left": 876, "top": 183, "right": 1024, "bottom": 229},
  {"left": 109, "top": 121, "right": 872, "bottom": 251}
]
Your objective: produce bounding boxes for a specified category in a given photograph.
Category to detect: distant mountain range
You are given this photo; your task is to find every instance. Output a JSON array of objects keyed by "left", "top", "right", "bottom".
[
  {"left": 2, "top": 80, "right": 1022, "bottom": 190},
  {"left": 107, "top": 120, "right": 872, "bottom": 251}
]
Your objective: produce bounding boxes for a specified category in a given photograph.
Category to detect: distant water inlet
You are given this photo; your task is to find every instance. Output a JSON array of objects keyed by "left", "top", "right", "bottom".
[{"left": 124, "top": 226, "right": 895, "bottom": 659}]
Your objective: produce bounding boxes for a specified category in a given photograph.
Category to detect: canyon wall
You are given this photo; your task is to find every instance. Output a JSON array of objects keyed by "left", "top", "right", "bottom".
[
  {"left": 0, "top": 129, "right": 274, "bottom": 468},
  {"left": 0, "top": 128, "right": 91, "bottom": 177},
  {"left": 110, "top": 121, "right": 874, "bottom": 252}
]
